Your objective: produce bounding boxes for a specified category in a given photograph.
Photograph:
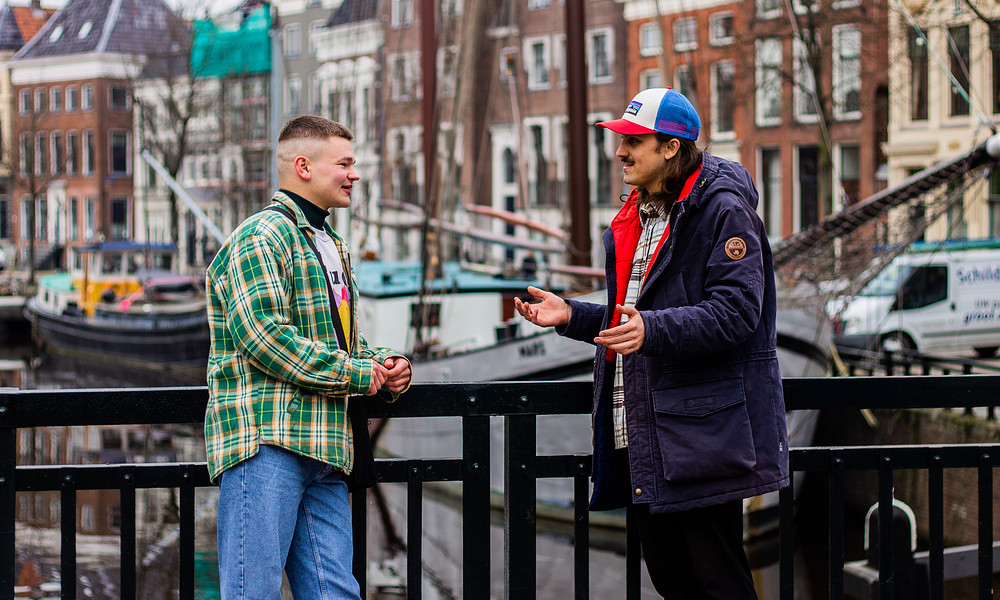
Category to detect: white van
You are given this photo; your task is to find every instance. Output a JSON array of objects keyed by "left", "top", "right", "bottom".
[{"left": 832, "top": 242, "right": 1000, "bottom": 357}]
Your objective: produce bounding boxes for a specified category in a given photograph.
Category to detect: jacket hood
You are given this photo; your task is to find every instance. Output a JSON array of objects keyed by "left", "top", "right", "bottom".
[{"left": 686, "top": 153, "right": 760, "bottom": 212}]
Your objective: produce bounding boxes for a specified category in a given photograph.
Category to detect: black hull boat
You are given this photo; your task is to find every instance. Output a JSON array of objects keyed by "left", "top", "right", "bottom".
[{"left": 24, "top": 242, "right": 209, "bottom": 385}]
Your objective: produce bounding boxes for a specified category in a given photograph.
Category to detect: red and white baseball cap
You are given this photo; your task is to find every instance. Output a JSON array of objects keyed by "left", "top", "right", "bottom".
[{"left": 597, "top": 88, "right": 701, "bottom": 141}]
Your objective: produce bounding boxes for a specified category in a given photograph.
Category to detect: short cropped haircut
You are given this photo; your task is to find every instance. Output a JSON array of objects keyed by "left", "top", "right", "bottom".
[{"left": 278, "top": 115, "right": 354, "bottom": 143}]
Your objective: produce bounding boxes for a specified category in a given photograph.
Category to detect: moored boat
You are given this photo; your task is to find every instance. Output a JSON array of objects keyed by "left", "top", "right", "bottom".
[{"left": 24, "top": 241, "right": 209, "bottom": 384}]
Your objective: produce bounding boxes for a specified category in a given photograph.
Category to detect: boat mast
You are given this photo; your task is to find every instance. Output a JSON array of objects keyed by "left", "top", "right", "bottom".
[
  {"left": 414, "top": 0, "right": 440, "bottom": 355},
  {"left": 565, "top": 0, "right": 591, "bottom": 275}
]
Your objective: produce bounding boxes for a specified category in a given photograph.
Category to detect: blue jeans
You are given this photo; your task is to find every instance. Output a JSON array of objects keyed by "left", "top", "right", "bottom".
[{"left": 217, "top": 444, "right": 361, "bottom": 600}]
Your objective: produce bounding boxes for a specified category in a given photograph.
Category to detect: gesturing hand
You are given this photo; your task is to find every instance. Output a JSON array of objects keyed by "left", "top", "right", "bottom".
[
  {"left": 595, "top": 305, "right": 645, "bottom": 355},
  {"left": 513, "top": 286, "right": 572, "bottom": 328}
]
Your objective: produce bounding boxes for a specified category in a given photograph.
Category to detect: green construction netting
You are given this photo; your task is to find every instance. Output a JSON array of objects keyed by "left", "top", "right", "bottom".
[{"left": 191, "top": 5, "right": 271, "bottom": 78}]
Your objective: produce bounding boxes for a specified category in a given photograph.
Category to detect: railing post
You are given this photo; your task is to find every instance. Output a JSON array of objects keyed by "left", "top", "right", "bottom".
[
  {"left": 0, "top": 399, "right": 13, "bottom": 600},
  {"left": 462, "top": 412, "right": 490, "bottom": 599},
  {"left": 504, "top": 407, "right": 535, "bottom": 599}
]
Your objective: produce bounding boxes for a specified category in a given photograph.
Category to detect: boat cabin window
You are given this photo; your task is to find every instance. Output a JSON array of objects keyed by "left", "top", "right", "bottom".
[
  {"left": 101, "top": 253, "right": 123, "bottom": 274},
  {"left": 891, "top": 265, "right": 948, "bottom": 311}
]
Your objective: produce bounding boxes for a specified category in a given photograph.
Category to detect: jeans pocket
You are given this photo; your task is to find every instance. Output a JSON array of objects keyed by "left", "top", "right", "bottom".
[{"left": 651, "top": 377, "right": 757, "bottom": 482}]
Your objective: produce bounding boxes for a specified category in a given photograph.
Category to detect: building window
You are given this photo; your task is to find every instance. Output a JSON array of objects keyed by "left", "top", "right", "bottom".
[
  {"left": 19, "top": 90, "right": 30, "bottom": 114},
  {"left": 66, "top": 132, "right": 78, "bottom": 175},
  {"left": 34, "top": 88, "right": 46, "bottom": 113},
  {"left": 908, "top": 30, "right": 928, "bottom": 121},
  {"left": 593, "top": 126, "right": 611, "bottom": 205},
  {"left": 392, "top": 0, "right": 414, "bottom": 28},
  {"left": 757, "top": 0, "right": 780, "bottom": 19},
  {"left": 285, "top": 76, "right": 301, "bottom": 114},
  {"left": 709, "top": 12, "right": 734, "bottom": 46},
  {"left": 756, "top": 38, "right": 782, "bottom": 126},
  {"left": 588, "top": 29, "right": 612, "bottom": 84},
  {"left": 109, "top": 131, "right": 129, "bottom": 175},
  {"left": 81, "top": 505, "right": 95, "bottom": 533},
  {"left": 82, "top": 84, "right": 94, "bottom": 111},
  {"left": 66, "top": 86, "right": 78, "bottom": 111},
  {"left": 639, "top": 23, "right": 661, "bottom": 56},
  {"left": 69, "top": 196, "right": 78, "bottom": 240},
  {"left": 109, "top": 85, "right": 129, "bottom": 110},
  {"left": 528, "top": 0, "right": 550, "bottom": 8},
  {"left": 85, "top": 196, "right": 96, "bottom": 239},
  {"left": 18, "top": 133, "right": 30, "bottom": 175},
  {"left": 948, "top": 25, "right": 969, "bottom": 117},
  {"left": 528, "top": 123, "right": 550, "bottom": 207},
  {"left": 0, "top": 196, "right": 7, "bottom": 239},
  {"left": 500, "top": 48, "right": 517, "bottom": 83},
  {"left": 439, "top": 46, "right": 458, "bottom": 98},
  {"left": 284, "top": 24, "right": 301, "bottom": 58},
  {"left": 525, "top": 37, "right": 551, "bottom": 90},
  {"left": 50, "top": 87, "right": 62, "bottom": 112},
  {"left": 390, "top": 53, "right": 415, "bottom": 101},
  {"left": 760, "top": 148, "right": 782, "bottom": 238},
  {"left": 309, "top": 21, "right": 324, "bottom": 57},
  {"left": 673, "top": 17, "right": 697, "bottom": 52},
  {"left": 833, "top": 25, "right": 861, "bottom": 120},
  {"left": 110, "top": 196, "right": 128, "bottom": 240},
  {"left": 35, "top": 195, "right": 46, "bottom": 240},
  {"left": 34, "top": 133, "right": 47, "bottom": 176},
  {"left": 711, "top": 61, "right": 735, "bottom": 138},
  {"left": 553, "top": 34, "right": 567, "bottom": 87},
  {"left": 793, "top": 37, "right": 819, "bottom": 122},
  {"left": 51, "top": 132, "right": 63, "bottom": 175},
  {"left": 798, "top": 145, "right": 820, "bottom": 229},
  {"left": 837, "top": 144, "right": 860, "bottom": 206},
  {"left": 83, "top": 130, "right": 95, "bottom": 175},
  {"left": 674, "top": 64, "right": 695, "bottom": 100},
  {"left": 18, "top": 196, "right": 28, "bottom": 238},
  {"left": 640, "top": 68, "right": 664, "bottom": 89}
]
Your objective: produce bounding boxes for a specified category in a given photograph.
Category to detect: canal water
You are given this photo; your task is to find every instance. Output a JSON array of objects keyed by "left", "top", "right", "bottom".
[{"left": 5, "top": 339, "right": 861, "bottom": 599}]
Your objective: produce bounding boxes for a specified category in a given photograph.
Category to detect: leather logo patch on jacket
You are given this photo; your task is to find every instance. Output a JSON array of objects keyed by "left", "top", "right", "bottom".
[{"left": 725, "top": 237, "right": 747, "bottom": 260}]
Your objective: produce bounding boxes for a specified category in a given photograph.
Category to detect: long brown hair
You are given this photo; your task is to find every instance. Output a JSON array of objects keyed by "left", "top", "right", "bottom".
[{"left": 655, "top": 134, "right": 702, "bottom": 195}]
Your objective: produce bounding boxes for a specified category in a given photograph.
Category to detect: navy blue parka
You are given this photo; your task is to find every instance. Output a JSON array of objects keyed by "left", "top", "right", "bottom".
[{"left": 559, "top": 152, "right": 789, "bottom": 514}]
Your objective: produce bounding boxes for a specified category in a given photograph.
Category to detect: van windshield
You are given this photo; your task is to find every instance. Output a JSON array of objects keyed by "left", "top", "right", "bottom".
[{"left": 860, "top": 263, "right": 912, "bottom": 297}]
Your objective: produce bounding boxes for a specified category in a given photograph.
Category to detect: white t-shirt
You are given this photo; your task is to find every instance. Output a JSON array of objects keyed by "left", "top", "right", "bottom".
[{"left": 311, "top": 226, "right": 352, "bottom": 345}]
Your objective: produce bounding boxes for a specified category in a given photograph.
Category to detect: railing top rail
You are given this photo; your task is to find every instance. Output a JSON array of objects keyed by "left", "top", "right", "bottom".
[{"left": 0, "top": 376, "right": 998, "bottom": 428}]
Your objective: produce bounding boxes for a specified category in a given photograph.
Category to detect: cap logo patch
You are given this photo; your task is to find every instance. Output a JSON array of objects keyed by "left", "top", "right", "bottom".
[
  {"left": 725, "top": 237, "right": 747, "bottom": 260},
  {"left": 625, "top": 100, "right": 642, "bottom": 116}
]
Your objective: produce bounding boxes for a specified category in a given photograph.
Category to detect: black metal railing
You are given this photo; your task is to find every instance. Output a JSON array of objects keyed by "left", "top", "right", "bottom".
[{"left": 2, "top": 377, "right": 999, "bottom": 600}]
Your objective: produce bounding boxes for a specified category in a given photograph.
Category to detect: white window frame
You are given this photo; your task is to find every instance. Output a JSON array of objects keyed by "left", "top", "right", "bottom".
[
  {"left": 528, "top": 0, "right": 551, "bottom": 8},
  {"left": 673, "top": 17, "right": 697, "bottom": 52},
  {"left": 309, "top": 20, "right": 324, "bottom": 57},
  {"left": 524, "top": 36, "right": 551, "bottom": 91},
  {"left": 640, "top": 68, "right": 664, "bottom": 90},
  {"left": 639, "top": 22, "right": 662, "bottom": 57},
  {"left": 709, "top": 12, "right": 734, "bottom": 46},
  {"left": 82, "top": 130, "right": 95, "bottom": 175},
  {"left": 391, "top": 0, "right": 414, "bottom": 29},
  {"left": 832, "top": 24, "right": 862, "bottom": 121},
  {"left": 50, "top": 131, "right": 62, "bottom": 175},
  {"left": 587, "top": 28, "right": 614, "bottom": 85},
  {"left": 833, "top": 0, "right": 860, "bottom": 6},
  {"left": 389, "top": 52, "right": 417, "bottom": 102},
  {"left": 711, "top": 60, "right": 735, "bottom": 140},
  {"left": 66, "top": 86, "right": 78, "bottom": 111},
  {"left": 82, "top": 84, "right": 94, "bottom": 110},
  {"left": 18, "top": 90, "right": 29, "bottom": 114},
  {"left": 793, "top": 37, "right": 819, "bottom": 123},
  {"left": 499, "top": 47, "right": 517, "bottom": 83},
  {"left": 756, "top": 38, "right": 782, "bottom": 127},
  {"left": 758, "top": 146, "right": 783, "bottom": 240},
  {"left": 50, "top": 87, "right": 62, "bottom": 113},
  {"left": 284, "top": 24, "right": 301, "bottom": 58},
  {"left": 108, "top": 130, "right": 130, "bottom": 176},
  {"left": 674, "top": 64, "right": 694, "bottom": 99},
  {"left": 757, "top": 0, "right": 781, "bottom": 19},
  {"left": 438, "top": 45, "right": 459, "bottom": 99},
  {"left": 285, "top": 76, "right": 301, "bottom": 114},
  {"left": 553, "top": 34, "right": 567, "bottom": 87}
]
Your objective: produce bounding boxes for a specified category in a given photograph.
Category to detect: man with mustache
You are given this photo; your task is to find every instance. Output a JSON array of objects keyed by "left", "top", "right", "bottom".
[{"left": 515, "top": 88, "right": 786, "bottom": 599}]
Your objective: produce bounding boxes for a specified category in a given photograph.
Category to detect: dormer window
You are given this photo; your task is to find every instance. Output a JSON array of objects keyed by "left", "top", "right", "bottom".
[
  {"left": 78, "top": 21, "right": 92, "bottom": 39},
  {"left": 49, "top": 25, "right": 63, "bottom": 42}
]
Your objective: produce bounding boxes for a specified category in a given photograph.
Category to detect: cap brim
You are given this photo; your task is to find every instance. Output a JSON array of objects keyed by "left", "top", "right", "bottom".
[{"left": 596, "top": 119, "right": 657, "bottom": 135}]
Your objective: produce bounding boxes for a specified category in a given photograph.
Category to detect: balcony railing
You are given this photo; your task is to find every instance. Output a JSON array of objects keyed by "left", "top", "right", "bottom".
[{"left": 2, "top": 376, "right": 999, "bottom": 599}]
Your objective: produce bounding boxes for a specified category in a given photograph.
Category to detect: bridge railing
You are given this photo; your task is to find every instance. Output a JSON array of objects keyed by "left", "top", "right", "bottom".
[{"left": 2, "top": 377, "right": 999, "bottom": 600}]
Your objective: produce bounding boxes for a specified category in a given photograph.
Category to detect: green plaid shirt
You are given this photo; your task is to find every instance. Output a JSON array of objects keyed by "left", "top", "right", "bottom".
[{"left": 205, "top": 192, "right": 402, "bottom": 482}]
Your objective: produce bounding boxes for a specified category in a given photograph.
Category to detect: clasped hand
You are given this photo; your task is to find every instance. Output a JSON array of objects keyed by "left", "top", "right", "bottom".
[
  {"left": 366, "top": 357, "right": 412, "bottom": 396},
  {"left": 595, "top": 304, "right": 645, "bottom": 355}
]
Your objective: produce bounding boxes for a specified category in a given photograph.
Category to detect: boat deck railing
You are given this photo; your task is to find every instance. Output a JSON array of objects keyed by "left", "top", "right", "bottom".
[{"left": 2, "top": 377, "right": 999, "bottom": 600}]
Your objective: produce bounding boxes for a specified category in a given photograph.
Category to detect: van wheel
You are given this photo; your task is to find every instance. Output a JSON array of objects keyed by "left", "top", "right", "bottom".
[
  {"left": 880, "top": 332, "right": 915, "bottom": 353},
  {"left": 974, "top": 346, "right": 998, "bottom": 358}
]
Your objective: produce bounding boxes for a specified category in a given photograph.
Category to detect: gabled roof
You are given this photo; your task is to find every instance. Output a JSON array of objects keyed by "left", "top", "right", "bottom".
[
  {"left": 0, "top": 4, "right": 56, "bottom": 52},
  {"left": 326, "top": 0, "right": 377, "bottom": 28},
  {"left": 14, "top": 0, "right": 186, "bottom": 60}
]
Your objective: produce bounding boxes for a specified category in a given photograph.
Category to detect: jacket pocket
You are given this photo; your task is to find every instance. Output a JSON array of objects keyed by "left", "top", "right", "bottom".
[{"left": 651, "top": 377, "right": 757, "bottom": 482}]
